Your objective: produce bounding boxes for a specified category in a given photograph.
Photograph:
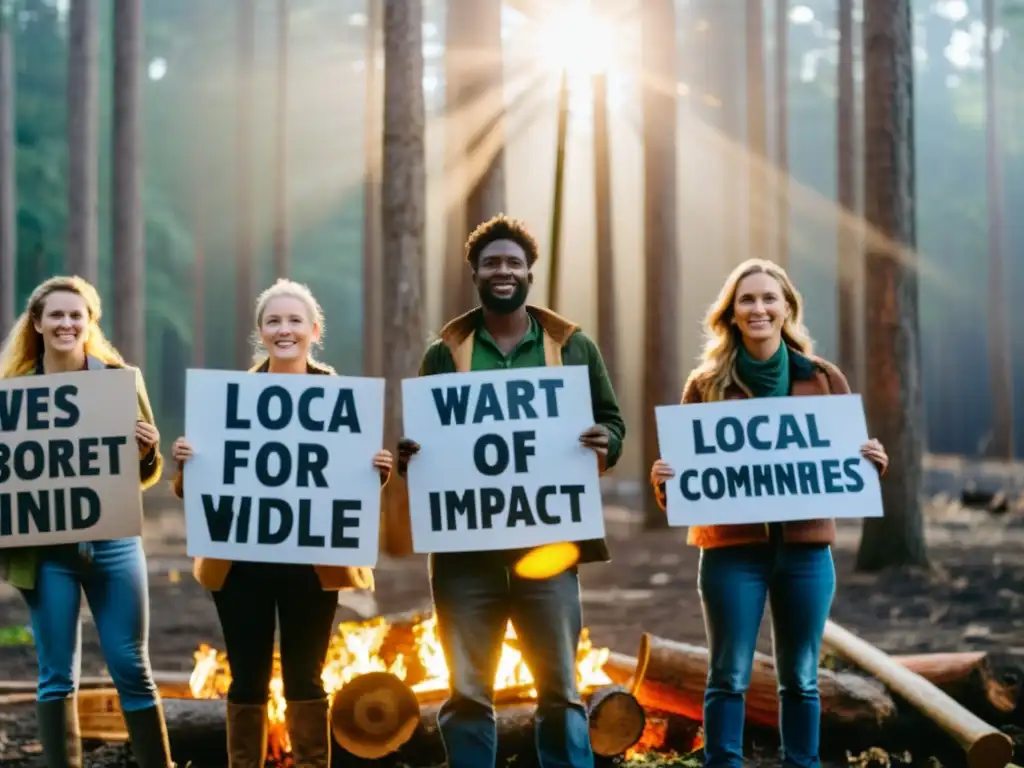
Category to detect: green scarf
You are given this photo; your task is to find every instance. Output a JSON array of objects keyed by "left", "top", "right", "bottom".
[{"left": 736, "top": 342, "right": 790, "bottom": 398}]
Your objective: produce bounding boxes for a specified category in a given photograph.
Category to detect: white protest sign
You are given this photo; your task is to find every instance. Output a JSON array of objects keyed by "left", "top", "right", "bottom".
[
  {"left": 655, "top": 393, "right": 883, "bottom": 527},
  {"left": 401, "top": 365, "right": 605, "bottom": 554},
  {"left": 0, "top": 369, "right": 142, "bottom": 549},
  {"left": 183, "top": 370, "right": 385, "bottom": 567}
]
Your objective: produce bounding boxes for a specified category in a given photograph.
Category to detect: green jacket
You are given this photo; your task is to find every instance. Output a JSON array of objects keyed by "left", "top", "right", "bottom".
[
  {"left": 0, "top": 357, "right": 163, "bottom": 590},
  {"left": 418, "top": 305, "right": 626, "bottom": 564}
]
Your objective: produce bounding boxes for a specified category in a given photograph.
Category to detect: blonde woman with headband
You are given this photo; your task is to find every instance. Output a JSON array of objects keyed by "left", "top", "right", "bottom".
[
  {"left": 170, "top": 279, "right": 394, "bottom": 768},
  {"left": 649, "top": 260, "right": 888, "bottom": 768},
  {"left": 0, "top": 276, "right": 172, "bottom": 768}
]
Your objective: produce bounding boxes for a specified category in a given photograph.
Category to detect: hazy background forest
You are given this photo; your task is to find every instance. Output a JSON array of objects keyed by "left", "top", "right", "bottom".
[{"left": 4, "top": 0, "right": 1024, "bottom": 478}]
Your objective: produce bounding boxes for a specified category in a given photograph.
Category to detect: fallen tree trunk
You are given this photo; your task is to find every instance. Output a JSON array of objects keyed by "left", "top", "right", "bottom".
[
  {"left": 632, "top": 635, "right": 1024, "bottom": 727},
  {"left": 633, "top": 633, "right": 897, "bottom": 731},
  {"left": 823, "top": 621, "right": 1014, "bottom": 768},
  {"left": 80, "top": 687, "right": 645, "bottom": 766},
  {"left": 891, "top": 652, "right": 1024, "bottom": 727}
]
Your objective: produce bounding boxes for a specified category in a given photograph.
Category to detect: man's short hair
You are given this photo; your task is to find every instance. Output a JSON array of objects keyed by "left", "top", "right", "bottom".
[{"left": 465, "top": 214, "right": 540, "bottom": 268}]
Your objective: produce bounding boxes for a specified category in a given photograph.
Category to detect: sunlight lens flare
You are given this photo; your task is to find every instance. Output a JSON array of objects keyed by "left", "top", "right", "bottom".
[{"left": 537, "top": 2, "right": 617, "bottom": 77}]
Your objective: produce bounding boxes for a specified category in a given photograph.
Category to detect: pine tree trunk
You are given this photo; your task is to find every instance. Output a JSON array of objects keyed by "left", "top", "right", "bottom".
[
  {"left": 640, "top": 0, "right": 680, "bottom": 529},
  {"left": 272, "top": 0, "right": 290, "bottom": 280},
  {"left": 715, "top": 3, "right": 743, "bottom": 268},
  {"left": 235, "top": 0, "right": 255, "bottom": 369},
  {"left": 190, "top": 0, "right": 206, "bottom": 367},
  {"left": 381, "top": 0, "right": 426, "bottom": 452},
  {"left": 442, "top": 0, "right": 505, "bottom": 320},
  {"left": 362, "top": 0, "right": 383, "bottom": 377},
  {"left": 112, "top": 0, "right": 145, "bottom": 364},
  {"left": 774, "top": 0, "right": 789, "bottom": 268},
  {"left": 592, "top": 65, "right": 617, "bottom": 389},
  {"left": 983, "top": 0, "right": 1013, "bottom": 459},
  {"left": 67, "top": 0, "right": 99, "bottom": 282},
  {"left": 0, "top": 9, "right": 15, "bottom": 337},
  {"left": 745, "top": 0, "right": 767, "bottom": 262},
  {"left": 856, "top": 0, "right": 928, "bottom": 571},
  {"left": 836, "top": 0, "right": 860, "bottom": 391}
]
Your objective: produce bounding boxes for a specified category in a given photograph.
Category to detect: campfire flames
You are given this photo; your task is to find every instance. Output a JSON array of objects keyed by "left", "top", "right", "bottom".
[{"left": 189, "top": 612, "right": 613, "bottom": 756}]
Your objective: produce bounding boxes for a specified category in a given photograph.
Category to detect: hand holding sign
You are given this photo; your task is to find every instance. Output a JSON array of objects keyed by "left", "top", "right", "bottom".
[
  {"left": 654, "top": 394, "right": 886, "bottom": 527},
  {"left": 172, "top": 436, "right": 193, "bottom": 468},
  {"left": 401, "top": 366, "right": 605, "bottom": 554},
  {"left": 373, "top": 449, "right": 394, "bottom": 481},
  {"left": 860, "top": 438, "right": 888, "bottom": 474},
  {"left": 650, "top": 458, "right": 675, "bottom": 485},
  {"left": 396, "top": 437, "right": 420, "bottom": 476},
  {"left": 181, "top": 370, "right": 385, "bottom": 568},
  {"left": 579, "top": 424, "right": 609, "bottom": 472},
  {"left": 136, "top": 421, "right": 159, "bottom": 453}
]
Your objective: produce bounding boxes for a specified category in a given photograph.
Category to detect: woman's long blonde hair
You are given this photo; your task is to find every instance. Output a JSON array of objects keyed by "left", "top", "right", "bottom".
[
  {"left": 689, "top": 258, "right": 814, "bottom": 402},
  {"left": 250, "top": 278, "right": 335, "bottom": 373},
  {"left": 0, "top": 276, "right": 126, "bottom": 379}
]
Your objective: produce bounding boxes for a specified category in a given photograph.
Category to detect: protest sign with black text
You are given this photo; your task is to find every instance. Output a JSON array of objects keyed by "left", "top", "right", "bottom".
[
  {"left": 401, "top": 365, "right": 605, "bottom": 554},
  {"left": 655, "top": 394, "right": 883, "bottom": 527},
  {"left": 182, "top": 370, "right": 385, "bottom": 567},
  {"left": 0, "top": 369, "right": 142, "bottom": 548}
]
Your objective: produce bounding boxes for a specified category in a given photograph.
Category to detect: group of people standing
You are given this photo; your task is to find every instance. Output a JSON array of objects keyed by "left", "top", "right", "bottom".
[{"left": 0, "top": 213, "right": 887, "bottom": 768}]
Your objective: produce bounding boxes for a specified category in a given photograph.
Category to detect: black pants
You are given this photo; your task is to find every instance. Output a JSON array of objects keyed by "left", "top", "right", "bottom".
[{"left": 211, "top": 562, "right": 337, "bottom": 704}]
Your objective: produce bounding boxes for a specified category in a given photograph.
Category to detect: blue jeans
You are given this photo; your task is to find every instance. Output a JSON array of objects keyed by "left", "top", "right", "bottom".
[
  {"left": 698, "top": 541, "right": 836, "bottom": 768},
  {"left": 429, "top": 553, "right": 593, "bottom": 768},
  {"left": 20, "top": 537, "right": 159, "bottom": 712}
]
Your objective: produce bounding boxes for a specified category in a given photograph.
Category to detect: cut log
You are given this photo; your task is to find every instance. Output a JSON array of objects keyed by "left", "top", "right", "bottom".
[
  {"left": 633, "top": 633, "right": 897, "bottom": 731},
  {"left": 586, "top": 684, "right": 646, "bottom": 757},
  {"left": 823, "top": 620, "right": 1014, "bottom": 768},
  {"left": 329, "top": 671, "right": 420, "bottom": 759}
]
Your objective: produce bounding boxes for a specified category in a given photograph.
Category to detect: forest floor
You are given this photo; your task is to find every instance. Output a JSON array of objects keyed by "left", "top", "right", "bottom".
[{"left": 1, "top": 489, "right": 1022, "bottom": 767}]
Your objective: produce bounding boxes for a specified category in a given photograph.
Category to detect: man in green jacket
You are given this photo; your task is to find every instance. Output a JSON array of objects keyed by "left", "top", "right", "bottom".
[{"left": 397, "top": 214, "right": 626, "bottom": 768}]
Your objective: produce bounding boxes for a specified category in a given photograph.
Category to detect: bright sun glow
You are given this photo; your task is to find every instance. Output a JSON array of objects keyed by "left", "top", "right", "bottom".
[{"left": 536, "top": 2, "right": 617, "bottom": 76}]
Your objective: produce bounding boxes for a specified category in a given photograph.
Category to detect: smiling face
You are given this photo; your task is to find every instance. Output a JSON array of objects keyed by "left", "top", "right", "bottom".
[
  {"left": 33, "top": 290, "right": 90, "bottom": 357},
  {"left": 258, "top": 295, "right": 319, "bottom": 363},
  {"left": 473, "top": 239, "right": 532, "bottom": 314},
  {"left": 732, "top": 271, "right": 790, "bottom": 345}
]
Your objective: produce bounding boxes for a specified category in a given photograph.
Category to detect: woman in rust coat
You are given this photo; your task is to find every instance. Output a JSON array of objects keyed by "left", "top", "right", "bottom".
[{"left": 650, "top": 260, "right": 888, "bottom": 768}]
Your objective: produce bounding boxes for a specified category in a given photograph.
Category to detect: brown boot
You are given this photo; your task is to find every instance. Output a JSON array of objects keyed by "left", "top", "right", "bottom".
[
  {"left": 284, "top": 699, "right": 330, "bottom": 768},
  {"left": 122, "top": 702, "right": 174, "bottom": 768},
  {"left": 35, "top": 698, "right": 83, "bottom": 768},
  {"left": 226, "top": 702, "right": 268, "bottom": 768}
]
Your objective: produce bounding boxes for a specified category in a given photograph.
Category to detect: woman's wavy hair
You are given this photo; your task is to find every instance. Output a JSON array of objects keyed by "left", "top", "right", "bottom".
[
  {"left": 0, "top": 276, "right": 125, "bottom": 379},
  {"left": 250, "top": 278, "right": 335, "bottom": 373},
  {"left": 689, "top": 258, "right": 814, "bottom": 402}
]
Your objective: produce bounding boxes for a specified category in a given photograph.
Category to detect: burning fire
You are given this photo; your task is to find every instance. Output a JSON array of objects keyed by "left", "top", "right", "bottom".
[{"left": 189, "top": 611, "right": 613, "bottom": 755}]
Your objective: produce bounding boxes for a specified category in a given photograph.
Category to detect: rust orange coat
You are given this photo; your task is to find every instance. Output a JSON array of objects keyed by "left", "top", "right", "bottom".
[{"left": 655, "top": 350, "right": 885, "bottom": 549}]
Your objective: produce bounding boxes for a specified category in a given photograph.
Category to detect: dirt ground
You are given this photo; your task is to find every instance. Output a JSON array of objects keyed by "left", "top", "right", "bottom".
[{"left": 1, "top": 491, "right": 1023, "bottom": 767}]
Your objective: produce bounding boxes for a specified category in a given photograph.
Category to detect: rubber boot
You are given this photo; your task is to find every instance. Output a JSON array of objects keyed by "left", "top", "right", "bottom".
[
  {"left": 284, "top": 699, "right": 330, "bottom": 768},
  {"left": 226, "top": 702, "right": 269, "bottom": 768},
  {"left": 35, "top": 697, "right": 83, "bottom": 768},
  {"left": 122, "top": 702, "right": 174, "bottom": 768}
]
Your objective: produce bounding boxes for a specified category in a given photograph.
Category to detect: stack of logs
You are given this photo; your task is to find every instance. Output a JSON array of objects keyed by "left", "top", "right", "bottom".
[{"left": 4, "top": 615, "right": 1021, "bottom": 767}]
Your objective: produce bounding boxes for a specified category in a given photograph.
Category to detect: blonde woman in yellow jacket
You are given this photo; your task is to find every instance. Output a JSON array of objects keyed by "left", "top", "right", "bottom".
[
  {"left": 0, "top": 276, "right": 172, "bottom": 768},
  {"left": 170, "top": 279, "right": 392, "bottom": 768}
]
